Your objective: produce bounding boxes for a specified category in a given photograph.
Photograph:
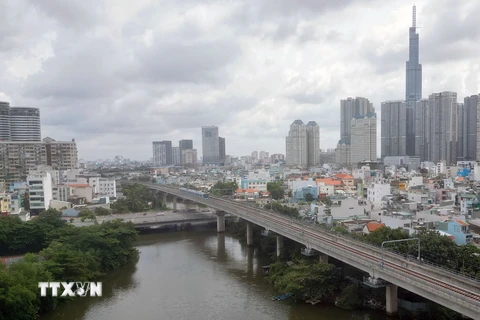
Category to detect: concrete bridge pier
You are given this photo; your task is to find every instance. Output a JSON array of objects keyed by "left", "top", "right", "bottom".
[
  {"left": 172, "top": 197, "right": 177, "bottom": 211},
  {"left": 246, "top": 222, "right": 254, "bottom": 246},
  {"left": 386, "top": 284, "right": 398, "bottom": 316},
  {"left": 319, "top": 254, "right": 329, "bottom": 263},
  {"left": 216, "top": 211, "right": 226, "bottom": 233},
  {"left": 162, "top": 193, "right": 167, "bottom": 207},
  {"left": 276, "top": 235, "right": 283, "bottom": 257}
]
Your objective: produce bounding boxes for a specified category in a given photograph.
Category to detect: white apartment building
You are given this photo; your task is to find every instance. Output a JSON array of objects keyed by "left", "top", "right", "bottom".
[
  {"left": 88, "top": 177, "right": 117, "bottom": 198},
  {"left": 182, "top": 149, "right": 197, "bottom": 167},
  {"left": 286, "top": 120, "right": 307, "bottom": 167},
  {"left": 172, "top": 147, "right": 182, "bottom": 165},
  {"left": 367, "top": 183, "right": 391, "bottom": 209},
  {"left": 27, "top": 171, "right": 53, "bottom": 213},
  {"left": 351, "top": 113, "right": 377, "bottom": 164}
]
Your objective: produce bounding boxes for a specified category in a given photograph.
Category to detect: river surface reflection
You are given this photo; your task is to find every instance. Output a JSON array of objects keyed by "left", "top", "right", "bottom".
[{"left": 41, "top": 231, "right": 389, "bottom": 320}]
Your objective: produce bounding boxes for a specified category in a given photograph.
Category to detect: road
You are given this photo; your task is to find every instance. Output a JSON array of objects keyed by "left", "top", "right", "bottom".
[{"left": 71, "top": 210, "right": 215, "bottom": 227}]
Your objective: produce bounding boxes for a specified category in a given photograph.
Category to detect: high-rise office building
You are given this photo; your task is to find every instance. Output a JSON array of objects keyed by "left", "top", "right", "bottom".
[
  {"left": 286, "top": 120, "right": 307, "bottom": 167},
  {"left": 202, "top": 126, "right": 220, "bottom": 165},
  {"left": 172, "top": 147, "right": 182, "bottom": 165},
  {"left": 463, "top": 95, "right": 479, "bottom": 161},
  {"left": 405, "top": 5, "right": 422, "bottom": 156},
  {"left": 251, "top": 151, "right": 258, "bottom": 162},
  {"left": 351, "top": 113, "right": 377, "bottom": 164},
  {"left": 306, "top": 121, "right": 320, "bottom": 167},
  {"left": 381, "top": 101, "right": 407, "bottom": 158},
  {"left": 152, "top": 141, "right": 173, "bottom": 166},
  {"left": 457, "top": 103, "right": 466, "bottom": 161},
  {"left": 0, "top": 102, "right": 11, "bottom": 141},
  {"left": 425, "top": 92, "right": 457, "bottom": 164},
  {"left": 10, "top": 107, "right": 41, "bottom": 141},
  {"left": 219, "top": 137, "right": 226, "bottom": 165},
  {"left": 340, "top": 97, "right": 374, "bottom": 143},
  {"left": 286, "top": 120, "right": 319, "bottom": 167},
  {"left": 179, "top": 139, "right": 193, "bottom": 153},
  {"left": 414, "top": 99, "right": 429, "bottom": 162}
]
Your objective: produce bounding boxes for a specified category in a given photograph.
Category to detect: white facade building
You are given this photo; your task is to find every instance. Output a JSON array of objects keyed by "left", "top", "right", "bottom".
[
  {"left": 172, "top": 147, "right": 182, "bottom": 165},
  {"left": 351, "top": 113, "right": 377, "bottom": 164},
  {"left": 27, "top": 171, "right": 53, "bottom": 213},
  {"left": 182, "top": 149, "right": 197, "bottom": 167},
  {"left": 248, "top": 169, "right": 271, "bottom": 182},
  {"left": 286, "top": 120, "right": 307, "bottom": 167},
  {"left": 367, "top": 183, "right": 391, "bottom": 209}
]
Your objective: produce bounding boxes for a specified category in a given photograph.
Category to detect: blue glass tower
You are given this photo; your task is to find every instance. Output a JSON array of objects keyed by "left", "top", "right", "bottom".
[{"left": 406, "top": 5, "right": 422, "bottom": 156}]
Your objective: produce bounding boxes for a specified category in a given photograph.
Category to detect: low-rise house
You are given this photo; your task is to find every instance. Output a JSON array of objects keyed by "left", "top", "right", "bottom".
[
  {"left": 363, "top": 221, "right": 385, "bottom": 235},
  {"left": 436, "top": 220, "right": 473, "bottom": 245}
]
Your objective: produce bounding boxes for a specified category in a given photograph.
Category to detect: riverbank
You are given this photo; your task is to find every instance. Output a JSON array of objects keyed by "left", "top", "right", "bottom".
[{"left": 40, "top": 231, "right": 388, "bottom": 320}]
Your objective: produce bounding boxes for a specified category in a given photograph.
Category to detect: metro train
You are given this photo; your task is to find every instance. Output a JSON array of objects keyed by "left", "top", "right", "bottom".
[{"left": 179, "top": 188, "right": 209, "bottom": 199}]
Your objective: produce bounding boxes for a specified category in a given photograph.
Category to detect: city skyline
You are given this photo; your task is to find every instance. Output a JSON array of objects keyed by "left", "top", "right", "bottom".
[{"left": 0, "top": 1, "right": 478, "bottom": 160}]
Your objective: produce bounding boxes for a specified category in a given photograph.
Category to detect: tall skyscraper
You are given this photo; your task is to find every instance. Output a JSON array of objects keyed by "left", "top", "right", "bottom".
[
  {"left": 10, "top": 107, "right": 41, "bottom": 141},
  {"left": 425, "top": 92, "right": 457, "bottom": 164},
  {"left": 381, "top": 101, "right": 407, "bottom": 158},
  {"left": 464, "top": 95, "right": 479, "bottom": 161},
  {"left": 306, "top": 121, "right": 320, "bottom": 167},
  {"left": 351, "top": 113, "right": 377, "bottom": 164},
  {"left": 202, "top": 126, "right": 220, "bottom": 165},
  {"left": 172, "top": 147, "right": 182, "bottom": 165},
  {"left": 152, "top": 141, "right": 172, "bottom": 166},
  {"left": 405, "top": 5, "right": 422, "bottom": 156},
  {"left": 286, "top": 120, "right": 307, "bottom": 167},
  {"left": 457, "top": 103, "right": 466, "bottom": 161},
  {"left": 218, "top": 137, "right": 226, "bottom": 165},
  {"left": 0, "top": 102, "right": 11, "bottom": 141},
  {"left": 414, "top": 99, "right": 429, "bottom": 162},
  {"left": 340, "top": 97, "right": 374, "bottom": 142}
]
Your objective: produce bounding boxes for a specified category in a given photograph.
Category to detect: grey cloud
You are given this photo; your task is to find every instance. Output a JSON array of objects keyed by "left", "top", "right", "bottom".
[
  {"left": 27, "top": 0, "right": 104, "bottom": 30},
  {"left": 23, "top": 38, "right": 123, "bottom": 100},
  {"left": 125, "top": 38, "right": 242, "bottom": 84}
]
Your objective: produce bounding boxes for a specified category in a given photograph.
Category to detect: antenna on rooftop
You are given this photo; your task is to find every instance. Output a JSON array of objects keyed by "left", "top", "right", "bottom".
[{"left": 412, "top": 5, "right": 416, "bottom": 28}]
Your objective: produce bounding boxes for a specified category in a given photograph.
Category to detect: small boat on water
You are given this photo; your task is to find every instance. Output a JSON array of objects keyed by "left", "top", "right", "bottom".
[{"left": 272, "top": 293, "right": 292, "bottom": 301}]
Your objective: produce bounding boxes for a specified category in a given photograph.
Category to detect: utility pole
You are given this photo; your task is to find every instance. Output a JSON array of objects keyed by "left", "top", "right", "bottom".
[{"left": 380, "top": 238, "right": 420, "bottom": 268}]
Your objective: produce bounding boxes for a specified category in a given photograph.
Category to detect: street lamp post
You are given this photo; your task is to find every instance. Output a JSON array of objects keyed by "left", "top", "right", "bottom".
[{"left": 380, "top": 238, "right": 420, "bottom": 268}]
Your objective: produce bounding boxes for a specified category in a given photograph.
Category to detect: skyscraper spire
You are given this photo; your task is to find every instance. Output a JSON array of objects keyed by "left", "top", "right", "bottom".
[
  {"left": 405, "top": 4, "right": 422, "bottom": 156},
  {"left": 412, "top": 5, "right": 416, "bottom": 28}
]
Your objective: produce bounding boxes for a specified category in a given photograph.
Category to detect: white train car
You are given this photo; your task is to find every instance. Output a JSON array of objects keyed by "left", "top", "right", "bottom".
[{"left": 179, "top": 188, "right": 209, "bottom": 199}]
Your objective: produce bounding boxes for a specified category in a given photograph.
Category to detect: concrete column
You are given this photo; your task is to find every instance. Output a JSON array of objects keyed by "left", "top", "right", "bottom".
[
  {"left": 173, "top": 197, "right": 177, "bottom": 211},
  {"left": 216, "top": 211, "right": 225, "bottom": 233},
  {"left": 319, "top": 254, "right": 329, "bottom": 263},
  {"left": 386, "top": 284, "right": 398, "bottom": 316},
  {"left": 276, "top": 235, "right": 284, "bottom": 257},
  {"left": 162, "top": 193, "right": 167, "bottom": 207},
  {"left": 246, "top": 222, "right": 254, "bottom": 246}
]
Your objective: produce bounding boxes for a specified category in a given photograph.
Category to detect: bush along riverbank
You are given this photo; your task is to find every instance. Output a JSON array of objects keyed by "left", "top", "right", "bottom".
[
  {"left": 0, "top": 209, "right": 139, "bottom": 320},
  {"left": 226, "top": 219, "right": 466, "bottom": 320}
]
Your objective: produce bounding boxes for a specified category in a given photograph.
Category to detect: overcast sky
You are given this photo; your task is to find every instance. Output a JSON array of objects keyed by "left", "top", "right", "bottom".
[{"left": 0, "top": 0, "right": 479, "bottom": 161}]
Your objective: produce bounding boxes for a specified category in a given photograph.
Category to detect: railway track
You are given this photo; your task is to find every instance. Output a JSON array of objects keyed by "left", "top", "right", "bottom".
[{"left": 208, "top": 195, "right": 480, "bottom": 304}]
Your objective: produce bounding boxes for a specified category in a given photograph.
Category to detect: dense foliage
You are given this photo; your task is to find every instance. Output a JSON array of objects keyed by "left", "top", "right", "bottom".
[
  {"left": 267, "top": 182, "right": 284, "bottom": 200},
  {"left": 111, "top": 183, "right": 164, "bottom": 214},
  {"left": 267, "top": 261, "right": 342, "bottom": 302},
  {"left": 0, "top": 209, "right": 138, "bottom": 320},
  {"left": 363, "top": 227, "right": 480, "bottom": 279},
  {"left": 211, "top": 181, "right": 238, "bottom": 196},
  {"left": 270, "top": 202, "right": 299, "bottom": 217}
]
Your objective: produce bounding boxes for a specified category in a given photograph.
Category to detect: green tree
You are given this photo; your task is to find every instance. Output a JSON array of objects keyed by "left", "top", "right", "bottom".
[
  {"left": 79, "top": 209, "right": 96, "bottom": 222},
  {"left": 110, "top": 198, "right": 129, "bottom": 214},
  {"left": 211, "top": 181, "right": 238, "bottom": 196},
  {"left": 336, "top": 284, "right": 363, "bottom": 310},
  {"left": 21, "top": 192, "right": 30, "bottom": 210},
  {"left": 267, "top": 182, "right": 284, "bottom": 200},
  {"left": 94, "top": 207, "right": 111, "bottom": 216},
  {"left": 269, "top": 261, "right": 342, "bottom": 302}
]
